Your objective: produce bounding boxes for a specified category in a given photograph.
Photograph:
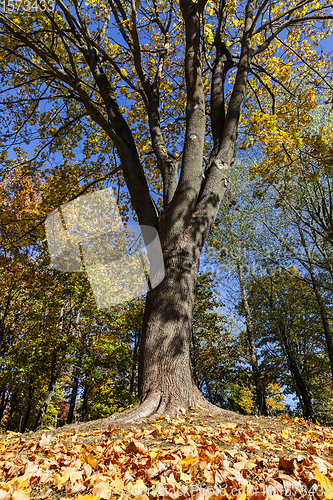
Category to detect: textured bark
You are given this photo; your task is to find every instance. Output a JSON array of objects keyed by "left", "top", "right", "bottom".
[
  {"left": 135, "top": 231, "right": 219, "bottom": 419},
  {"left": 237, "top": 260, "right": 268, "bottom": 416}
]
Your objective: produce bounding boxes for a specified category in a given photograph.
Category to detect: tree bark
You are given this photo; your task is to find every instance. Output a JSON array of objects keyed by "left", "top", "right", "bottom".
[
  {"left": 236, "top": 259, "right": 268, "bottom": 416},
  {"left": 136, "top": 235, "right": 218, "bottom": 419}
]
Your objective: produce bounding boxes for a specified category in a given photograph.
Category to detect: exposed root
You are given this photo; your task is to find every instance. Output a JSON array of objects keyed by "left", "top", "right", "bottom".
[
  {"left": 106, "top": 389, "right": 228, "bottom": 427},
  {"left": 107, "top": 392, "right": 163, "bottom": 425}
]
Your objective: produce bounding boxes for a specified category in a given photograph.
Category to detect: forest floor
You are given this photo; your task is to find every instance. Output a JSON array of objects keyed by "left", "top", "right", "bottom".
[{"left": 0, "top": 407, "right": 333, "bottom": 500}]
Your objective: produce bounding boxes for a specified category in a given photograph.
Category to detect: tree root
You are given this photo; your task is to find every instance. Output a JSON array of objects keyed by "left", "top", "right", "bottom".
[{"left": 106, "top": 389, "right": 227, "bottom": 426}]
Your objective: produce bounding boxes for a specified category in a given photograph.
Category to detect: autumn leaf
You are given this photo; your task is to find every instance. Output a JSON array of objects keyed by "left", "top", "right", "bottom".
[
  {"left": 314, "top": 470, "right": 333, "bottom": 499},
  {"left": 126, "top": 440, "right": 148, "bottom": 454}
]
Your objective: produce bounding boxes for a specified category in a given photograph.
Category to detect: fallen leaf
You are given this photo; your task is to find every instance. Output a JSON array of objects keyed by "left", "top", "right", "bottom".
[
  {"left": 110, "top": 476, "right": 124, "bottom": 492},
  {"left": 126, "top": 440, "right": 148, "bottom": 454},
  {"left": 315, "top": 470, "right": 333, "bottom": 499}
]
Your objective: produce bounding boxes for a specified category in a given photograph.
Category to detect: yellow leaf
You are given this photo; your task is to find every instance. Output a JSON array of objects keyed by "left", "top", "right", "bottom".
[
  {"left": 237, "top": 491, "right": 246, "bottom": 500},
  {"left": 180, "top": 457, "right": 197, "bottom": 470},
  {"left": 80, "top": 452, "right": 98, "bottom": 469},
  {"left": 281, "top": 429, "right": 289, "bottom": 438},
  {"left": 315, "top": 470, "right": 333, "bottom": 499},
  {"left": 74, "top": 495, "right": 100, "bottom": 500}
]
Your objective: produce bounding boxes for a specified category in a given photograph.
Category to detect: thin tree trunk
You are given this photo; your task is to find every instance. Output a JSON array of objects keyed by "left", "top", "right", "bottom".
[
  {"left": 66, "top": 367, "right": 80, "bottom": 425},
  {"left": 66, "top": 309, "right": 82, "bottom": 424},
  {"left": 236, "top": 259, "right": 268, "bottom": 416},
  {"left": 5, "top": 391, "right": 17, "bottom": 431},
  {"left": 22, "top": 382, "right": 34, "bottom": 431},
  {"left": 81, "top": 379, "right": 89, "bottom": 422},
  {"left": 190, "top": 327, "right": 200, "bottom": 388},
  {"left": 34, "top": 353, "right": 65, "bottom": 430},
  {"left": 0, "top": 387, "right": 8, "bottom": 422},
  {"left": 34, "top": 301, "right": 66, "bottom": 430}
]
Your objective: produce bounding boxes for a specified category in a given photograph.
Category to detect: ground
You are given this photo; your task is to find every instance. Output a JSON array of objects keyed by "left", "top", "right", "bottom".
[{"left": 1, "top": 407, "right": 333, "bottom": 500}]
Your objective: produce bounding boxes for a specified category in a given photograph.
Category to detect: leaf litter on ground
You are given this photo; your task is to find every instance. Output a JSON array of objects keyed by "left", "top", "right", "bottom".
[{"left": 0, "top": 409, "right": 333, "bottom": 500}]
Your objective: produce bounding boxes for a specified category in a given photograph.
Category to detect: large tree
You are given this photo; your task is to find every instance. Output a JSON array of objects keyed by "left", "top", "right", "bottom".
[{"left": 0, "top": 0, "right": 332, "bottom": 420}]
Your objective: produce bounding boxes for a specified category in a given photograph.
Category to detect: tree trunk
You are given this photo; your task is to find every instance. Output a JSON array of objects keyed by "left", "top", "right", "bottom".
[
  {"left": 0, "top": 387, "right": 9, "bottom": 422},
  {"left": 129, "top": 332, "right": 139, "bottom": 396},
  {"left": 6, "top": 391, "right": 17, "bottom": 430},
  {"left": 34, "top": 300, "right": 67, "bottom": 430},
  {"left": 66, "top": 367, "right": 80, "bottom": 425},
  {"left": 81, "top": 379, "right": 89, "bottom": 422},
  {"left": 236, "top": 259, "right": 268, "bottom": 416},
  {"left": 34, "top": 357, "right": 64, "bottom": 431},
  {"left": 22, "top": 382, "right": 34, "bottom": 431},
  {"left": 312, "top": 283, "right": 333, "bottom": 378},
  {"left": 278, "top": 319, "right": 315, "bottom": 420},
  {"left": 136, "top": 241, "right": 217, "bottom": 419}
]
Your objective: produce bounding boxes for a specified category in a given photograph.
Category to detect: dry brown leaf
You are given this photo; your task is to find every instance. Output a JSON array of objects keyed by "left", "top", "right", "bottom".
[
  {"left": 126, "top": 440, "right": 148, "bottom": 454},
  {"left": 275, "top": 471, "right": 302, "bottom": 494},
  {"left": 224, "top": 449, "right": 238, "bottom": 457},
  {"left": 145, "top": 461, "right": 167, "bottom": 480},
  {"left": 203, "top": 468, "right": 214, "bottom": 483},
  {"left": 279, "top": 457, "right": 298, "bottom": 475},
  {"left": 265, "top": 477, "right": 284, "bottom": 495},
  {"left": 38, "top": 434, "right": 51, "bottom": 449},
  {"left": 92, "top": 480, "right": 112, "bottom": 499}
]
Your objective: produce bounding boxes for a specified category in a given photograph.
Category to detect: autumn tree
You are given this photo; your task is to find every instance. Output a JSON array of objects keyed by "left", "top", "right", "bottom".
[
  {"left": 244, "top": 88, "right": 333, "bottom": 381},
  {"left": 0, "top": 0, "right": 332, "bottom": 420},
  {"left": 247, "top": 269, "right": 332, "bottom": 421}
]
